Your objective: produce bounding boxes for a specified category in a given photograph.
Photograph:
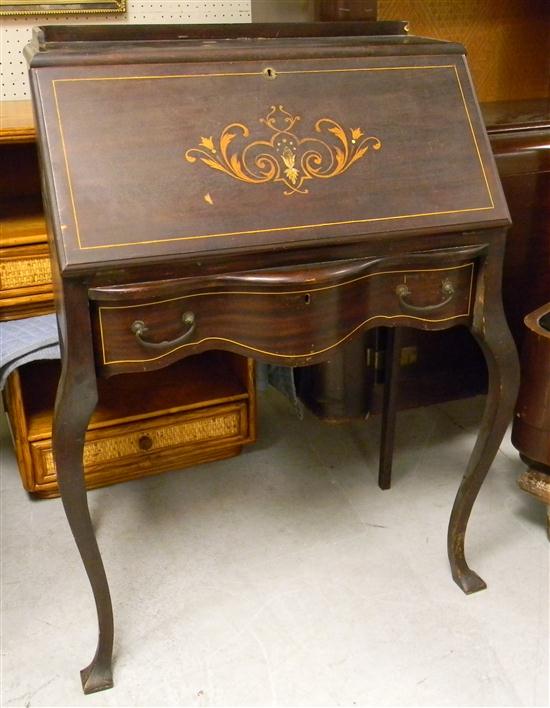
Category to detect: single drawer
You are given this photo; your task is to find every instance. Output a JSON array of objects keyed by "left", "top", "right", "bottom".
[
  {"left": 0, "top": 244, "right": 54, "bottom": 321},
  {"left": 0, "top": 249, "right": 51, "bottom": 291},
  {"left": 30, "top": 401, "right": 249, "bottom": 488},
  {"left": 94, "top": 259, "right": 475, "bottom": 369}
]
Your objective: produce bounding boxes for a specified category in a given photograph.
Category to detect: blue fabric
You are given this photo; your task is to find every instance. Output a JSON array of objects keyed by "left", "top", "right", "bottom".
[
  {"left": 0, "top": 315, "right": 304, "bottom": 421},
  {"left": 0, "top": 314, "right": 60, "bottom": 389}
]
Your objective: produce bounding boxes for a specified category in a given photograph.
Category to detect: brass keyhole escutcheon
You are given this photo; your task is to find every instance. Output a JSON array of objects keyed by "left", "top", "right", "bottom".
[{"left": 263, "top": 66, "right": 277, "bottom": 80}]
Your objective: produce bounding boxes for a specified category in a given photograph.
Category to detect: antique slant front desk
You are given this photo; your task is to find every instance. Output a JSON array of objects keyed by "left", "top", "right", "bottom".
[{"left": 26, "top": 23, "right": 518, "bottom": 693}]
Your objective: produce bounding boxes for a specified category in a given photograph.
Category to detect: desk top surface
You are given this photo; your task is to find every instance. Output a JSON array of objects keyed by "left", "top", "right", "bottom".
[{"left": 27, "top": 24, "right": 508, "bottom": 275}]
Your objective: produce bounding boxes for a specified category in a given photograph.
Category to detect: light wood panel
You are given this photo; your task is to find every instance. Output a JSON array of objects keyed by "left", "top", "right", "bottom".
[
  {"left": 0, "top": 100, "right": 35, "bottom": 143},
  {"left": 1, "top": 212, "right": 47, "bottom": 247},
  {"left": 378, "top": 0, "right": 550, "bottom": 102}
]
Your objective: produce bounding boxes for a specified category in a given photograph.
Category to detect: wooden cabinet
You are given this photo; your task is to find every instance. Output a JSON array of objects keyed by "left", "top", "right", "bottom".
[
  {"left": 3, "top": 352, "right": 256, "bottom": 497},
  {"left": 486, "top": 100, "right": 550, "bottom": 349},
  {"left": 0, "top": 101, "right": 53, "bottom": 321}
]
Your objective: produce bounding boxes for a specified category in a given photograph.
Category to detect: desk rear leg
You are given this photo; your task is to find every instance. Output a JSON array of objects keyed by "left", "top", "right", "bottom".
[
  {"left": 448, "top": 296, "right": 519, "bottom": 594},
  {"left": 53, "top": 285, "right": 114, "bottom": 693},
  {"left": 378, "top": 327, "right": 402, "bottom": 490}
]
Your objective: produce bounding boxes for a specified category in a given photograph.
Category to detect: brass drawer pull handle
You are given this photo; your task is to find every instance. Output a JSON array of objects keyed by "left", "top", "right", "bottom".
[
  {"left": 131, "top": 312, "right": 196, "bottom": 349},
  {"left": 396, "top": 278, "right": 455, "bottom": 314}
]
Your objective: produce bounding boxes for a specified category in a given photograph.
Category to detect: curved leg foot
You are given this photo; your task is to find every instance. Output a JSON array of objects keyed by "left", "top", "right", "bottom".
[
  {"left": 53, "top": 283, "right": 114, "bottom": 692},
  {"left": 450, "top": 548, "right": 487, "bottom": 595},
  {"left": 447, "top": 264, "right": 520, "bottom": 594},
  {"left": 80, "top": 649, "right": 114, "bottom": 694}
]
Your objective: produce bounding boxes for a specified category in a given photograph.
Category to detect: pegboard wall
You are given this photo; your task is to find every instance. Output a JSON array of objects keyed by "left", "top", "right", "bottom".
[{"left": 0, "top": 0, "right": 251, "bottom": 100}]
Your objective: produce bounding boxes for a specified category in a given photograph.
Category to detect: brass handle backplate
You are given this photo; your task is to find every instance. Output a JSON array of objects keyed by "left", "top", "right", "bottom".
[
  {"left": 131, "top": 311, "right": 196, "bottom": 349},
  {"left": 396, "top": 278, "right": 455, "bottom": 314}
]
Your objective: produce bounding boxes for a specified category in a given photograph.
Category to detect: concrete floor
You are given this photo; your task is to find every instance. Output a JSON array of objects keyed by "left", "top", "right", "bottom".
[{"left": 1, "top": 390, "right": 548, "bottom": 707}]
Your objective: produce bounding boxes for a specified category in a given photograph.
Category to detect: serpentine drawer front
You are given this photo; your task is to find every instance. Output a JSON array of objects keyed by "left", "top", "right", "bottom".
[{"left": 94, "top": 259, "right": 475, "bottom": 369}]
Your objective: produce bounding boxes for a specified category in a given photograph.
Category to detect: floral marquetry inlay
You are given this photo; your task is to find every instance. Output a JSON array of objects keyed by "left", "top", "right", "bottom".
[{"left": 185, "top": 105, "right": 382, "bottom": 196}]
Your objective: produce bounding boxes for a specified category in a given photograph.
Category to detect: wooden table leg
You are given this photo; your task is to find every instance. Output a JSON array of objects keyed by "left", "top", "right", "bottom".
[
  {"left": 53, "top": 283, "right": 114, "bottom": 693},
  {"left": 447, "top": 272, "right": 519, "bottom": 594},
  {"left": 378, "top": 327, "right": 402, "bottom": 490}
]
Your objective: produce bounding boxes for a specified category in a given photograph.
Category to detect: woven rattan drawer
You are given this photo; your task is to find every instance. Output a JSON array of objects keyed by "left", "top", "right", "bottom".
[
  {"left": 0, "top": 243, "right": 54, "bottom": 321},
  {"left": 30, "top": 401, "right": 249, "bottom": 489}
]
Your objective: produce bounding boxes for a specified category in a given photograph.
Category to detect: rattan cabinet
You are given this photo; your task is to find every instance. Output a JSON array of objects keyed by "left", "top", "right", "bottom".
[{"left": 4, "top": 353, "right": 256, "bottom": 497}]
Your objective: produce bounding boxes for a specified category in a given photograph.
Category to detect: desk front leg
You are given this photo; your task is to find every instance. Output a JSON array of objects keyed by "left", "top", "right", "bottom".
[
  {"left": 53, "top": 281, "right": 114, "bottom": 693},
  {"left": 448, "top": 247, "right": 520, "bottom": 594}
]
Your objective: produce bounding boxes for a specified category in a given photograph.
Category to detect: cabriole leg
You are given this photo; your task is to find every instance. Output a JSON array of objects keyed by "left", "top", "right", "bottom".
[
  {"left": 448, "top": 298, "right": 519, "bottom": 594},
  {"left": 53, "top": 283, "right": 114, "bottom": 693}
]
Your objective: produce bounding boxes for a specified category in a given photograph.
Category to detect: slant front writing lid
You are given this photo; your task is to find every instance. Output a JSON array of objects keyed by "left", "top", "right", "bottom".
[{"left": 27, "top": 26, "right": 508, "bottom": 272}]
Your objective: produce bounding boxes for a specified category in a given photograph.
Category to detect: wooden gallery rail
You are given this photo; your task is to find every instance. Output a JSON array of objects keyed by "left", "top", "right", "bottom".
[{"left": 25, "top": 22, "right": 519, "bottom": 693}]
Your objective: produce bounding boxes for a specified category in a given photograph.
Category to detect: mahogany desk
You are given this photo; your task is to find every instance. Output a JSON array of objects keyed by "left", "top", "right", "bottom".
[{"left": 25, "top": 22, "right": 519, "bottom": 693}]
